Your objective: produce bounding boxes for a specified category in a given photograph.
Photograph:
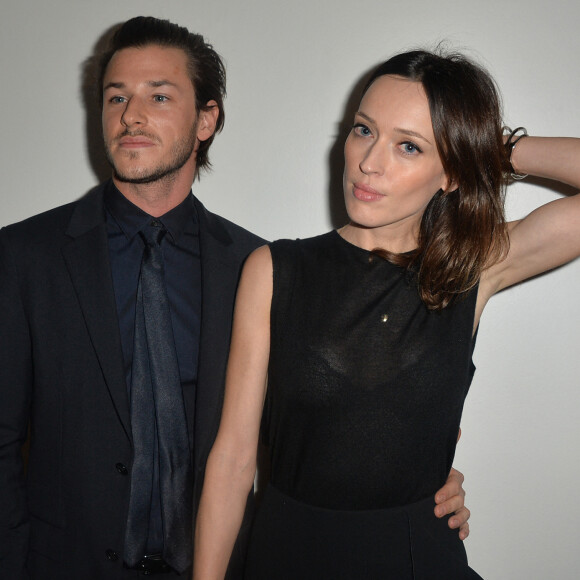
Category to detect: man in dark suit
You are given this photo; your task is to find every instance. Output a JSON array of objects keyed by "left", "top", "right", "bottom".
[{"left": 0, "top": 16, "right": 469, "bottom": 580}]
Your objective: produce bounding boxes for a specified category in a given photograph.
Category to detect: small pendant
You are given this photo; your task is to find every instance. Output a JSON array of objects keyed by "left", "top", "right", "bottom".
[{"left": 381, "top": 314, "right": 389, "bottom": 323}]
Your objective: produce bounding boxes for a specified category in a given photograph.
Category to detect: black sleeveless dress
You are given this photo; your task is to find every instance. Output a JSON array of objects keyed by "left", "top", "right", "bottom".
[{"left": 245, "top": 231, "right": 483, "bottom": 579}]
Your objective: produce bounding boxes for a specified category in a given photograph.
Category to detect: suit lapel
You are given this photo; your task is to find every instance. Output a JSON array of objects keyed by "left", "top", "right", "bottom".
[
  {"left": 62, "top": 185, "right": 131, "bottom": 440},
  {"left": 193, "top": 198, "right": 241, "bottom": 472}
]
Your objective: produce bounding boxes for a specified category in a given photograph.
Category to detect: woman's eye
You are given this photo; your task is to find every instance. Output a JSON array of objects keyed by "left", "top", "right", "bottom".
[
  {"left": 353, "top": 123, "right": 372, "bottom": 137},
  {"left": 400, "top": 141, "right": 422, "bottom": 155}
]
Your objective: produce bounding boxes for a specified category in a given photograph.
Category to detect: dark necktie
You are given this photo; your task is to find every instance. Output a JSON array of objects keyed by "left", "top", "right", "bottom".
[{"left": 124, "top": 220, "right": 193, "bottom": 573}]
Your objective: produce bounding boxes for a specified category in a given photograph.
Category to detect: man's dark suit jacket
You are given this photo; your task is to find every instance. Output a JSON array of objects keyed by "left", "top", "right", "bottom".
[{"left": 0, "top": 181, "right": 264, "bottom": 579}]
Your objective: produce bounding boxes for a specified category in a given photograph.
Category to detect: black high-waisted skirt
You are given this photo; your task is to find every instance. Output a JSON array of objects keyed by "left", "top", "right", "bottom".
[{"left": 245, "top": 485, "right": 483, "bottom": 580}]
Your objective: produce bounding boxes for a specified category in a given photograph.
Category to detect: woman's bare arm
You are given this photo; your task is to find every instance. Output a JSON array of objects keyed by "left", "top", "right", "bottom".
[
  {"left": 193, "top": 245, "right": 273, "bottom": 579},
  {"left": 480, "top": 136, "right": 580, "bottom": 301}
]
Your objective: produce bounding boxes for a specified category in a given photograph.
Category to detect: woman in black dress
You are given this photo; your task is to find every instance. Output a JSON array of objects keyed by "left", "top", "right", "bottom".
[{"left": 193, "top": 49, "right": 580, "bottom": 579}]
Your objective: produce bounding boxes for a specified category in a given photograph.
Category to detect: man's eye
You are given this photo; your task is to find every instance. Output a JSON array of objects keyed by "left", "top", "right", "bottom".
[
  {"left": 153, "top": 95, "right": 169, "bottom": 103},
  {"left": 109, "top": 96, "right": 126, "bottom": 104}
]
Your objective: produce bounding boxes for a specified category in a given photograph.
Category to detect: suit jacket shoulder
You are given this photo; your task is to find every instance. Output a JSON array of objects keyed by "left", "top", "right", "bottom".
[
  {"left": 194, "top": 196, "right": 266, "bottom": 256},
  {"left": 0, "top": 183, "right": 106, "bottom": 251}
]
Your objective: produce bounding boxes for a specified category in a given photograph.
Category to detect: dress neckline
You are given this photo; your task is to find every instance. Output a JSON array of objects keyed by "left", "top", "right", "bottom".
[
  {"left": 331, "top": 229, "right": 418, "bottom": 259},
  {"left": 331, "top": 229, "right": 372, "bottom": 257}
]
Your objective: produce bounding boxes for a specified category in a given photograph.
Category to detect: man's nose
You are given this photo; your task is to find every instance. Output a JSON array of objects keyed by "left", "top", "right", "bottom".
[{"left": 121, "top": 97, "right": 146, "bottom": 128}]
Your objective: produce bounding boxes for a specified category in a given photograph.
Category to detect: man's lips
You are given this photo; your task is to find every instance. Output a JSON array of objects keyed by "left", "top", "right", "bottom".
[
  {"left": 353, "top": 183, "right": 385, "bottom": 202},
  {"left": 117, "top": 135, "right": 156, "bottom": 148}
]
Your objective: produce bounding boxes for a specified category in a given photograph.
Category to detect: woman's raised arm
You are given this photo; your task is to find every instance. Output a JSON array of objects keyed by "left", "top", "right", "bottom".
[
  {"left": 481, "top": 135, "right": 580, "bottom": 298},
  {"left": 193, "top": 245, "right": 273, "bottom": 580}
]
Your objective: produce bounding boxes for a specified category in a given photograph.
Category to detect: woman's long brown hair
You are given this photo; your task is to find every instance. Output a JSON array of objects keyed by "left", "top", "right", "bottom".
[{"left": 363, "top": 49, "right": 511, "bottom": 309}]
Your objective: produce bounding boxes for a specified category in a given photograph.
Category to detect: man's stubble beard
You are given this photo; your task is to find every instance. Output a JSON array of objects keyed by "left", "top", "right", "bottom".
[{"left": 104, "top": 122, "right": 198, "bottom": 185}]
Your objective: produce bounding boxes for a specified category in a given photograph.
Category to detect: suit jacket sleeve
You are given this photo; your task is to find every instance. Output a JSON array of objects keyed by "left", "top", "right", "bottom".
[{"left": 0, "top": 227, "right": 33, "bottom": 578}]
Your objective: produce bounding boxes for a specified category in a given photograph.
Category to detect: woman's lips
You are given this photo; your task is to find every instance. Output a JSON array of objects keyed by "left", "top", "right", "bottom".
[{"left": 353, "top": 183, "right": 385, "bottom": 202}]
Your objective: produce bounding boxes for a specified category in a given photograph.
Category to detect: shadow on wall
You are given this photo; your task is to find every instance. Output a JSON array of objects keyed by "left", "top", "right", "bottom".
[
  {"left": 81, "top": 22, "right": 124, "bottom": 185},
  {"left": 20, "top": 27, "right": 124, "bottom": 469},
  {"left": 326, "top": 63, "right": 385, "bottom": 230},
  {"left": 325, "top": 59, "right": 578, "bottom": 232},
  {"left": 79, "top": 24, "right": 387, "bottom": 229}
]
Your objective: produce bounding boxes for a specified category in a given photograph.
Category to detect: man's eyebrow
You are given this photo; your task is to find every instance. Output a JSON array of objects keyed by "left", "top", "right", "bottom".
[
  {"left": 148, "top": 80, "right": 178, "bottom": 88},
  {"left": 103, "top": 80, "right": 178, "bottom": 91},
  {"left": 103, "top": 81, "right": 125, "bottom": 92}
]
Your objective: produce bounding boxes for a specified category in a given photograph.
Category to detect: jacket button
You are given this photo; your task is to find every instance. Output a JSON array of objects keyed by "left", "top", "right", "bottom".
[
  {"left": 115, "top": 463, "right": 128, "bottom": 475},
  {"left": 105, "top": 549, "right": 118, "bottom": 561}
]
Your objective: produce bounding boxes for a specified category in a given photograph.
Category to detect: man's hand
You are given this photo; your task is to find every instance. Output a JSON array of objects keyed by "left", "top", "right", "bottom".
[{"left": 434, "top": 467, "right": 470, "bottom": 540}]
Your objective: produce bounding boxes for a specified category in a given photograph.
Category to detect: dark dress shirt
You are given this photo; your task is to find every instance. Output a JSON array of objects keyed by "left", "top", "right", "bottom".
[{"left": 104, "top": 181, "right": 201, "bottom": 554}]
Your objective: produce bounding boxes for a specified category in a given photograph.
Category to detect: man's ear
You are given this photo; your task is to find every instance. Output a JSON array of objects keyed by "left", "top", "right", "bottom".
[{"left": 196, "top": 100, "right": 219, "bottom": 142}]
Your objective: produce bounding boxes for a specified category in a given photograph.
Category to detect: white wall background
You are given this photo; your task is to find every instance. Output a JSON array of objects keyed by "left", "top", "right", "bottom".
[{"left": 2, "top": 1, "right": 579, "bottom": 578}]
